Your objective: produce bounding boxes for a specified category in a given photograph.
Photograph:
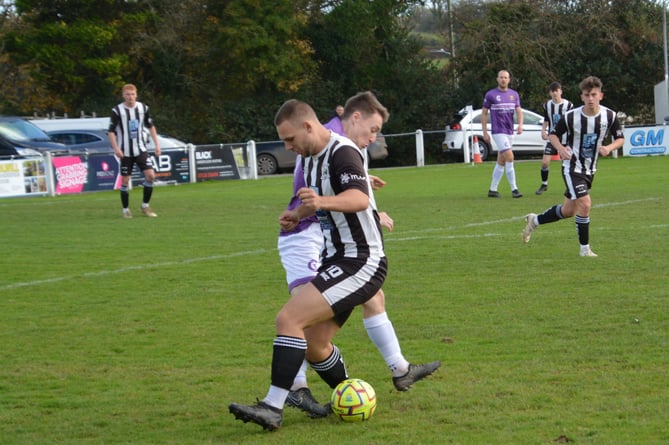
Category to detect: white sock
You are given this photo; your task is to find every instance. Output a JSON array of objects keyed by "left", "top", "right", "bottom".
[
  {"left": 363, "top": 312, "right": 409, "bottom": 377},
  {"left": 290, "top": 360, "right": 308, "bottom": 391},
  {"left": 490, "top": 164, "right": 505, "bottom": 191},
  {"left": 505, "top": 162, "right": 518, "bottom": 190},
  {"left": 263, "top": 385, "right": 289, "bottom": 410}
]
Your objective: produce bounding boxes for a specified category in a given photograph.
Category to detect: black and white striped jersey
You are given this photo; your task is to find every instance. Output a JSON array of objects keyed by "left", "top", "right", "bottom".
[
  {"left": 109, "top": 102, "right": 154, "bottom": 157},
  {"left": 551, "top": 105, "right": 624, "bottom": 175},
  {"left": 543, "top": 99, "right": 573, "bottom": 144},
  {"left": 302, "top": 133, "right": 385, "bottom": 262}
]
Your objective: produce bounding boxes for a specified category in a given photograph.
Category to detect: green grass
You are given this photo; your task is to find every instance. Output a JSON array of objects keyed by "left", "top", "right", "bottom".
[{"left": 1, "top": 157, "right": 668, "bottom": 444}]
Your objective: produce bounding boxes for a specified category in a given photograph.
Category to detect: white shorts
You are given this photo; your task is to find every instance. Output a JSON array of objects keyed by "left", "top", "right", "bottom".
[
  {"left": 277, "top": 223, "right": 322, "bottom": 292},
  {"left": 492, "top": 133, "right": 514, "bottom": 153}
]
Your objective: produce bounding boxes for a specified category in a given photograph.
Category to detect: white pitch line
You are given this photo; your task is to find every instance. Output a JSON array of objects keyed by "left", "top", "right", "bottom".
[
  {"left": 0, "top": 249, "right": 269, "bottom": 292},
  {"left": 1, "top": 197, "right": 662, "bottom": 292}
]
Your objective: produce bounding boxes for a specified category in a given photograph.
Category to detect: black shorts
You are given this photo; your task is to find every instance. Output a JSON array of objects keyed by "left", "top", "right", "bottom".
[
  {"left": 120, "top": 152, "right": 155, "bottom": 177},
  {"left": 543, "top": 142, "right": 558, "bottom": 156},
  {"left": 311, "top": 256, "right": 387, "bottom": 327},
  {"left": 563, "top": 171, "right": 593, "bottom": 200}
]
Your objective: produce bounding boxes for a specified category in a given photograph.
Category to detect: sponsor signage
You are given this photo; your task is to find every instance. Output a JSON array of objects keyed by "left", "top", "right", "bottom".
[
  {"left": 130, "top": 149, "right": 191, "bottom": 187},
  {"left": 0, "top": 158, "right": 48, "bottom": 197},
  {"left": 623, "top": 126, "right": 668, "bottom": 156},
  {"left": 194, "top": 144, "right": 240, "bottom": 181},
  {"left": 52, "top": 154, "right": 122, "bottom": 194}
]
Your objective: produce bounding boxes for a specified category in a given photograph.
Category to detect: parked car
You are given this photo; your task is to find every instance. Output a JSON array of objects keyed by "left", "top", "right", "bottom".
[
  {"left": 47, "top": 129, "right": 113, "bottom": 154},
  {"left": 31, "top": 118, "right": 187, "bottom": 154},
  {"left": 0, "top": 116, "right": 68, "bottom": 153},
  {"left": 0, "top": 134, "right": 42, "bottom": 158},
  {"left": 256, "top": 140, "right": 297, "bottom": 175},
  {"left": 442, "top": 107, "right": 545, "bottom": 161},
  {"left": 255, "top": 134, "right": 388, "bottom": 175}
]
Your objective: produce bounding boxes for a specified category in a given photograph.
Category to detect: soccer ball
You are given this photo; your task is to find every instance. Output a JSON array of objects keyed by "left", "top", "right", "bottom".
[{"left": 330, "top": 378, "right": 376, "bottom": 422}]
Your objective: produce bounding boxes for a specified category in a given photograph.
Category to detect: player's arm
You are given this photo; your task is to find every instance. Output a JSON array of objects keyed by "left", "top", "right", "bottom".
[
  {"left": 599, "top": 120, "right": 625, "bottom": 156},
  {"left": 148, "top": 125, "right": 161, "bottom": 156},
  {"left": 549, "top": 118, "right": 570, "bottom": 160},
  {"left": 481, "top": 107, "right": 490, "bottom": 142},
  {"left": 541, "top": 107, "right": 549, "bottom": 140},
  {"left": 108, "top": 115, "right": 122, "bottom": 158},
  {"left": 516, "top": 106, "right": 523, "bottom": 134},
  {"left": 279, "top": 207, "right": 312, "bottom": 231},
  {"left": 378, "top": 211, "right": 394, "bottom": 232},
  {"left": 369, "top": 175, "right": 386, "bottom": 190},
  {"left": 297, "top": 187, "right": 368, "bottom": 214}
]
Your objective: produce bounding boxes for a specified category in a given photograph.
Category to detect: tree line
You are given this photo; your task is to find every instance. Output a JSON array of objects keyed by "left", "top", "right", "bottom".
[{"left": 0, "top": 0, "right": 665, "bottom": 165}]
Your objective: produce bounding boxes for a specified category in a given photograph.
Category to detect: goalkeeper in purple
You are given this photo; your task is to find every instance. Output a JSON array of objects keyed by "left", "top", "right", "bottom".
[{"left": 482, "top": 69, "right": 524, "bottom": 198}]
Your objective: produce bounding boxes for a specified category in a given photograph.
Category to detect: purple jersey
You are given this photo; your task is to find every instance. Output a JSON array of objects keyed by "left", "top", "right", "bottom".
[
  {"left": 323, "top": 116, "right": 344, "bottom": 135},
  {"left": 482, "top": 88, "right": 521, "bottom": 135},
  {"left": 280, "top": 156, "right": 318, "bottom": 236}
]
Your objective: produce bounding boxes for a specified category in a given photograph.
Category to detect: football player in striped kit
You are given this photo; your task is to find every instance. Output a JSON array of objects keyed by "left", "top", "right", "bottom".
[
  {"left": 230, "top": 99, "right": 387, "bottom": 430},
  {"left": 108, "top": 83, "right": 161, "bottom": 219},
  {"left": 535, "top": 81, "right": 574, "bottom": 195},
  {"left": 523, "top": 76, "right": 625, "bottom": 257},
  {"left": 277, "top": 92, "right": 440, "bottom": 419}
]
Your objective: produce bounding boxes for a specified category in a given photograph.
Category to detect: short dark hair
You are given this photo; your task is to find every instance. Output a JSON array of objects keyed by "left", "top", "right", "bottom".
[
  {"left": 579, "top": 76, "right": 603, "bottom": 93},
  {"left": 548, "top": 81, "right": 561, "bottom": 92},
  {"left": 342, "top": 91, "right": 389, "bottom": 123},
  {"left": 274, "top": 99, "right": 316, "bottom": 127}
]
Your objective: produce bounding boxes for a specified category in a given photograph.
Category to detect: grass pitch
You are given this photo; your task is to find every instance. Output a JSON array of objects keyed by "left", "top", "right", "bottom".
[{"left": 1, "top": 156, "right": 668, "bottom": 444}]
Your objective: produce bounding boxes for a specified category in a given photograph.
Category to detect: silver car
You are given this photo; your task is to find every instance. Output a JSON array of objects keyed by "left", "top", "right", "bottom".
[
  {"left": 32, "top": 118, "right": 186, "bottom": 154},
  {"left": 442, "top": 107, "right": 545, "bottom": 161}
]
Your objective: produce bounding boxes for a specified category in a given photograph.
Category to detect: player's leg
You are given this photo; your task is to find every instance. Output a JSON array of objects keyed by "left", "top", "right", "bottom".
[
  {"left": 138, "top": 153, "right": 157, "bottom": 217},
  {"left": 501, "top": 148, "right": 522, "bottom": 197},
  {"left": 362, "top": 290, "right": 440, "bottom": 391},
  {"left": 278, "top": 223, "right": 333, "bottom": 417},
  {"left": 277, "top": 224, "right": 321, "bottom": 389},
  {"left": 488, "top": 155, "right": 505, "bottom": 197},
  {"left": 119, "top": 157, "right": 133, "bottom": 218},
  {"left": 536, "top": 144, "right": 554, "bottom": 194},
  {"left": 573, "top": 184, "right": 595, "bottom": 256},
  {"left": 523, "top": 168, "right": 575, "bottom": 243},
  {"left": 229, "top": 283, "right": 335, "bottom": 430},
  {"left": 230, "top": 257, "right": 386, "bottom": 430}
]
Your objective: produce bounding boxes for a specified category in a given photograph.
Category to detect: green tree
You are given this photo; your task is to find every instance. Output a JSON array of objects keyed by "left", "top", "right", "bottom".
[
  {"left": 3, "top": 0, "right": 139, "bottom": 114},
  {"left": 302, "top": 0, "right": 452, "bottom": 164},
  {"left": 445, "top": 0, "right": 664, "bottom": 120}
]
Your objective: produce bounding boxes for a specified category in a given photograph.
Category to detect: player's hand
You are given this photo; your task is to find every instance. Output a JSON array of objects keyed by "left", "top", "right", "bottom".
[
  {"left": 154, "top": 146, "right": 161, "bottom": 156},
  {"left": 560, "top": 146, "right": 572, "bottom": 160},
  {"left": 279, "top": 210, "right": 299, "bottom": 231},
  {"left": 378, "top": 211, "right": 394, "bottom": 232},
  {"left": 599, "top": 145, "right": 613, "bottom": 156},
  {"left": 369, "top": 175, "right": 386, "bottom": 190},
  {"left": 113, "top": 148, "right": 123, "bottom": 159},
  {"left": 516, "top": 126, "right": 523, "bottom": 135},
  {"left": 296, "top": 187, "right": 321, "bottom": 212}
]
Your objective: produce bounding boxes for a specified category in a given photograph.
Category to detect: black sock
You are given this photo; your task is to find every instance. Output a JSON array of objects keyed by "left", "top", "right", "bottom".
[
  {"left": 120, "top": 186, "right": 129, "bottom": 208},
  {"left": 270, "top": 336, "right": 307, "bottom": 390},
  {"left": 538, "top": 204, "right": 563, "bottom": 225},
  {"left": 142, "top": 181, "right": 153, "bottom": 205},
  {"left": 575, "top": 215, "right": 590, "bottom": 245},
  {"left": 541, "top": 167, "right": 549, "bottom": 183},
  {"left": 309, "top": 344, "right": 348, "bottom": 389}
]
